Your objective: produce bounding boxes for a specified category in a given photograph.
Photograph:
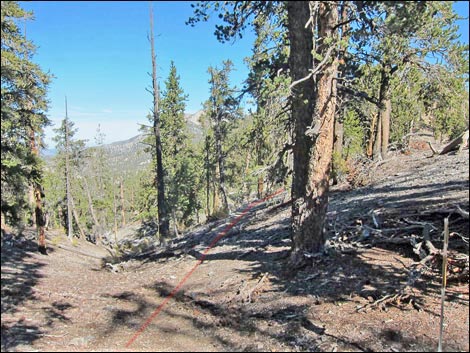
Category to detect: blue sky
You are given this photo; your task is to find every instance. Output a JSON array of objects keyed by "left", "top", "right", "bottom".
[{"left": 19, "top": 1, "right": 469, "bottom": 147}]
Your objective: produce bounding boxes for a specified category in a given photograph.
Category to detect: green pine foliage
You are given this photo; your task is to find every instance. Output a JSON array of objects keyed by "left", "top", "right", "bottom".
[
  {"left": 51, "top": 117, "right": 86, "bottom": 236},
  {"left": 3, "top": 1, "right": 468, "bottom": 244},
  {"left": 1, "top": 1, "right": 52, "bottom": 227},
  {"left": 160, "top": 61, "right": 200, "bottom": 230}
]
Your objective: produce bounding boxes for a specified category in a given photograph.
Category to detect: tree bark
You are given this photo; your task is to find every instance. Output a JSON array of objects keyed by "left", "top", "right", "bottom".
[
  {"left": 150, "top": 7, "right": 169, "bottom": 237},
  {"left": 82, "top": 177, "right": 100, "bottom": 227},
  {"left": 290, "top": 1, "right": 339, "bottom": 267},
  {"left": 28, "top": 130, "right": 47, "bottom": 254},
  {"left": 65, "top": 99, "right": 73, "bottom": 240},
  {"left": 332, "top": 118, "right": 344, "bottom": 185},
  {"left": 367, "top": 112, "right": 378, "bottom": 157},
  {"left": 373, "top": 111, "right": 382, "bottom": 160},
  {"left": 288, "top": 1, "right": 314, "bottom": 210},
  {"left": 374, "top": 65, "right": 396, "bottom": 160},
  {"left": 333, "top": 119, "right": 344, "bottom": 159},
  {"left": 204, "top": 136, "right": 211, "bottom": 218},
  {"left": 70, "top": 194, "right": 85, "bottom": 239},
  {"left": 214, "top": 109, "right": 229, "bottom": 215}
]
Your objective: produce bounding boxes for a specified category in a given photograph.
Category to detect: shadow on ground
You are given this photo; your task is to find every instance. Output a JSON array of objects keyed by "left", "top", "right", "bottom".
[
  {"left": 99, "top": 170, "right": 468, "bottom": 351},
  {"left": 1, "top": 229, "right": 73, "bottom": 351}
]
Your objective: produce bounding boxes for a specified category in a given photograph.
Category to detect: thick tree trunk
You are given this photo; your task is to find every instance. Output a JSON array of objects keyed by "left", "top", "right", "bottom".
[
  {"left": 333, "top": 119, "right": 344, "bottom": 158},
  {"left": 332, "top": 118, "right": 344, "bottom": 185},
  {"left": 150, "top": 7, "right": 169, "bottom": 237},
  {"left": 29, "top": 130, "right": 47, "bottom": 254},
  {"left": 289, "top": 1, "right": 339, "bottom": 267},
  {"left": 288, "top": 1, "right": 314, "bottom": 209}
]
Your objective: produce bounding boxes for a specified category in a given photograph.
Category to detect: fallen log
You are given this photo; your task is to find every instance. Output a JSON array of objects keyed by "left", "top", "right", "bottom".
[{"left": 428, "top": 129, "right": 469, "bottom": 155}]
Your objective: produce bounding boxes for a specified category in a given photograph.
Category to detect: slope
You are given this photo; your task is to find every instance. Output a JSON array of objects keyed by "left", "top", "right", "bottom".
[{"left": 1, "top": 148, "right": 468, "bottom": 352}]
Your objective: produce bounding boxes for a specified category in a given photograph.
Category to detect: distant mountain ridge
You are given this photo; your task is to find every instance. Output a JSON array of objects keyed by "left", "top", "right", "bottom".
[
  {"left": 100, "top": 110, "right": 204, "bottom": 177},
  {"left": 44, "top": 110, "right": 204, "bottom": 178}
]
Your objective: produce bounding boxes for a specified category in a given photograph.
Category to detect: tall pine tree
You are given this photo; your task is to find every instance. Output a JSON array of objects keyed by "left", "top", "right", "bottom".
[{"left": 1, "top": 1, "right": 51, "bottom": 253}]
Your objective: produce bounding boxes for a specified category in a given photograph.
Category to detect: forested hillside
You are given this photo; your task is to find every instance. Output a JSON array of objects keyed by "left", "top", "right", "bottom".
[{"left": 1, "top": 1, "right": 468, "bottom": 352}]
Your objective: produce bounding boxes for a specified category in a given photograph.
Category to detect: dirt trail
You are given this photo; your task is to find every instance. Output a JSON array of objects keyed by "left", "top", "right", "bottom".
[{"left": 2, "top": 150, "right": 469, "bottom": 352}]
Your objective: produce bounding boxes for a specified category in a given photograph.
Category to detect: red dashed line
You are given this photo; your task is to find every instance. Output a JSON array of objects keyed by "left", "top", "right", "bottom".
[{"left": 125, "top": 188, "right": 285, "bottom": 348}]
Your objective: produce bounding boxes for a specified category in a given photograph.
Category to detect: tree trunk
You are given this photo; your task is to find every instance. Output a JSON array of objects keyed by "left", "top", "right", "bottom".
[
  {"left": 205, "top": 137, "right": 211, "bottom": 218},
  {"left": 150, "top": 7, "right": 169, "bottom": 237},
  {"left": 120, "top": 179, "right": 126, "bottom": 227},
  {"left": 242, "top": 149, "right": 251, "bottom": 198},
  {"left": 28, "top": 130, "right": 47, "bottom": 254},
  {"left": 374, "top": 65, "right": 396, "bottom": 160},
  {"left": 333, "top": 119, "right": 344, "bottom": 159},
  {"left": 332, "top": 118, "right": 344, "bottom": 185},
  {"left": 289, "top": 1, "right": 339, "bottom": 267},
  {"left": 172, "top": 209, "right": 179, "bottom": 237},
  {"left": 212, "top": 178, "right": 220, "bottom": 215},
  {"left": 381, "top": 97, "right": 391, "bottom": 158},
  {"left": 112, "top": 187, "right": 118, "bottom": 243},
  {"left": 257, "top": 176, "right": 264, "bottom": 199},
  {"left": 65, "top": 99, "right": 73, "bottom": 240},
  {"left": 367, "top": 112, "right": 378, "bottom": 157},
  {"left": 288, "top": 1, "right": 314, "bottom": 211},
  {"left": 373, "top": 112, "right": 382, "bottom": 160},
  {"left": 70, "top": 194, "right": 85, "bottom": 239},
  {"left": 214, "top": 112, "right": 229, "bottom": 215},
  {"left": 82, "top": 177, "right": 100, "bottom": 227}
]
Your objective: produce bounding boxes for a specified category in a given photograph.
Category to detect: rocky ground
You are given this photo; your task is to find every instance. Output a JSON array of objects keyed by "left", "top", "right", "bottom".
[{"left": 1, "top": 147, "right": 469, "bottom": 352}]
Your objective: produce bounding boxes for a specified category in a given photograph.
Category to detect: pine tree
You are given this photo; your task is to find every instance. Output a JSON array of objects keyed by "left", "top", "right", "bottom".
[
  {"left": 202, "top": 60, "right": 241, "bottom": 216},
  {"left": 1, "top": 1, "right": 51, "bottom": 252},
  {"left": 350, "top": 2, "right": 465, "bottom": 159},
  {"left": 160, "top": 61, "right": 198, "bottom": 231},
  {"left": 149, "top": 5, "right": 169, "bottom": 237},
  {"left": 52, "top": 102, "right": 86, "bottom": 240}
]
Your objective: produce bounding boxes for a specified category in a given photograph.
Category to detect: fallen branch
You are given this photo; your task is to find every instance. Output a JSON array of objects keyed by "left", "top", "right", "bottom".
[
  {"left": 440, "top": 130, "right": 469, "bottom": 155},
  {"left": 455, "top": 205, "right": 469, "bottom": 219},
  {"left": 428, "top": 129, "right": 469, "bottom": 156},
  {"left": 246, "top": 272, "right": 269, "bottom": 303},
  {"left": 438, "top": 218, "right": 450, "bottom": 352}
]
